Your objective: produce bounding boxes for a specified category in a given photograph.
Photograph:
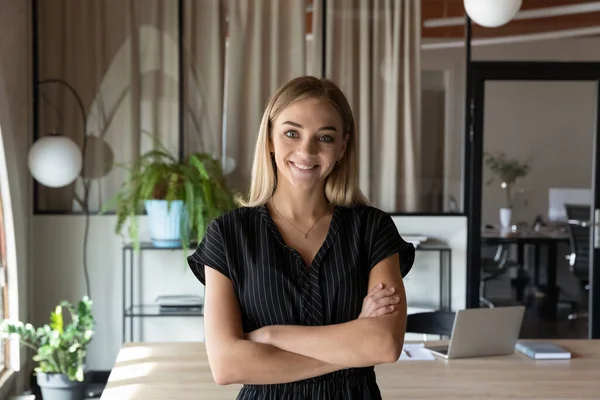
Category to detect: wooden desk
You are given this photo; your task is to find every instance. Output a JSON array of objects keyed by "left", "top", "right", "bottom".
[{"left": 101, "top": 340, "right": 600, "bottom": 399}]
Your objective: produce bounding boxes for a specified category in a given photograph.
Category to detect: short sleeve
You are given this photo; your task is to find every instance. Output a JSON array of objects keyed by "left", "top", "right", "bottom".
[
  {"left": 187, "top": 219, "right": 229, "bottom": 285},
  {"left": 368, "top": 211, "right": 415, "bottom": 278}
]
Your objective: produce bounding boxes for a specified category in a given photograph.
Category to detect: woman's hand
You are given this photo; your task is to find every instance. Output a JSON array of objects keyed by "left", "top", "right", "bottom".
[
  {"left": 246, "top": 326, "right": 272, "bottom": 345},
  {"left": 358, "top": 283, "right": 400, "bottom": 319}
]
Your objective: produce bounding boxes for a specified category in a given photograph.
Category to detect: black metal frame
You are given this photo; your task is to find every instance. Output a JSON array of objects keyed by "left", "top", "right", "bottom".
[
  {"left": 466, "top": 60, "right": 600, "bottom": 338},
  {"left": 31, "top": 0, "right": 186, "bottom": 215}
]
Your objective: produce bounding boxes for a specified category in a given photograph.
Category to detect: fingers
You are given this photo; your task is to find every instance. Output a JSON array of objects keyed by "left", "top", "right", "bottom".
[
  {"left": 360, "top": 284, "right": 401, "bottom": 319},
  {"left": 367, "top": 282, "right": 384, "bottom": 296},
  {"left": 368, "top": 286, "right": 396, "bottom": 302},
  {"left": 374, "top": 295, "right": 401, "bottom": 309},
  {"left": 373, "top": 305, "right": 396, "bottom": 317}
]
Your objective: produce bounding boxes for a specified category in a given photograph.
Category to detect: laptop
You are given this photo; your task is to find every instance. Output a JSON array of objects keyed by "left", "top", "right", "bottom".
[{"left": 425, "top": 305, "right": 525, "bottom": 359}]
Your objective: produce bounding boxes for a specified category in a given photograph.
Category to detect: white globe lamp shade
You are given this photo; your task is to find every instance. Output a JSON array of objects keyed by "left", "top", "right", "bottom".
[
  {"left": 28, "top": 134, "right": 83, "bottom": 188},
  {"left": 464, "top": 0, "right": 522, "bottom": 28}
]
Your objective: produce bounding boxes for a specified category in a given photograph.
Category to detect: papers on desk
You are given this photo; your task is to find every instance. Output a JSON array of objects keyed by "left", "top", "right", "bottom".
[{"left": 398, "top": 343, "right": 436, "bottom": 361}]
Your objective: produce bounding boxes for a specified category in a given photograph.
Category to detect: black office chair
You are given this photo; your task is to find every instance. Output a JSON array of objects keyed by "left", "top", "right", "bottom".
[
  {"left": 564, "top": 204, "right": 591, "bottom": 321},
  {"left": 406, "top": 311, "right": 455, "bottom": 340},
  {"left": 480, "top": 244, "right": 519, "bottom": 308}
]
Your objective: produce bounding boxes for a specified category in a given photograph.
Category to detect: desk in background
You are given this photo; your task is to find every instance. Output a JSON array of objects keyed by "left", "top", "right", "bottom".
[
  {"left": 100, "top": 339, "right": 600, "bottom": 399},
  {"left": 481, "top": 229, "right": 569, "bottom": 319}
]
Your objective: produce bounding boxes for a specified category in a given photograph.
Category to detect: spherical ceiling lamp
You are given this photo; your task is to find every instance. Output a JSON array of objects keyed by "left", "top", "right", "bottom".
[
  {"left": 28, "top": 133, "right": 83, "bottom": 188},
  {"left": 464, "top": 0, "right": 522, "bottom": 28}
]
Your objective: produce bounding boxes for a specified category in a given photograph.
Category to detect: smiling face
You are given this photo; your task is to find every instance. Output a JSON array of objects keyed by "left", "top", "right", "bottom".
[{"left": 270, "top": 97, "right": 348, "bottom": 192}]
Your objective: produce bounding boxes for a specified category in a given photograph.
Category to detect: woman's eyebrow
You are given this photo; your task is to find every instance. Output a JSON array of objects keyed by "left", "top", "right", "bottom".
[
  {"left": 319, "top": 126, "right": 338, "bottom": 132},
  {"left": 282, "top": 121, "right": 337, "bottom": 132},
  {"left": 282, "top": 121, "right": 303, "bottom": 128}
]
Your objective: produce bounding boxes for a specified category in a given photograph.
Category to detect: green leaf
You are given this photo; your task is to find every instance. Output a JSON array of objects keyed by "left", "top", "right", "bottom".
[
  {"left": 49, "top": 306, "right": 63, "bottom": 334},
  {"left": 75, "top": 365, "right": 84, "bottom": 382}
]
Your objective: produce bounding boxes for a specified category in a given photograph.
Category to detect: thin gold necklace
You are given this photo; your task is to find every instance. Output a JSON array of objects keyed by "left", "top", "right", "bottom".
[{"left": 271, "top": 198, "right": 328, "bottom": 239}]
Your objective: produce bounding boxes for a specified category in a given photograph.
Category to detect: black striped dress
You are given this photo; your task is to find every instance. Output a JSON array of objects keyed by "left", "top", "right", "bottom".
[{"left": 188, "top": 204, "right": 415, "bottom": 400}]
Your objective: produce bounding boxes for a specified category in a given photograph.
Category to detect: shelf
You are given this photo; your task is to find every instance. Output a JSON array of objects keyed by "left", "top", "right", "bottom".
[
  {"left": 125, "top": 305, "right": 204, "bottom": 317},
  {"left": 123, "top": 241, "right": 198, "bottom": 250},
  {"left": 416, "top": 244, "right": 451, "bottom": 251}
]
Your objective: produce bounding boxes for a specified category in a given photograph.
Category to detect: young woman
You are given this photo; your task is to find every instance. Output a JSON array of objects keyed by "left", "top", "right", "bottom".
[{"left": 188, "top": 76, "right": 415, "bottom": 399}]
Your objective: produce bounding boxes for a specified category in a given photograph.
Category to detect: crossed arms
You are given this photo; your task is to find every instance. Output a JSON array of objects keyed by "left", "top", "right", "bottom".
[{"left": 203, "top": 253, "right": 407, "bottom": 386}]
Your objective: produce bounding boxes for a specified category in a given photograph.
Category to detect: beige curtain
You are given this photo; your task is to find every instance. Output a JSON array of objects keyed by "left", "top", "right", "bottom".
[
  {"left": 221, "top": 0, "right": 307, "bottom": 192},
  {"left": 37, "top": 0, "right": 311, "bottom": 210},
  {"left": 184, "top": 0, "right": 308, "bottom": 193},
  {"left": 37, "top": 0, "right": 179, "bottom": 212},
  {"left": 322, "top": 0, "right": 422, "bottom": 212}
]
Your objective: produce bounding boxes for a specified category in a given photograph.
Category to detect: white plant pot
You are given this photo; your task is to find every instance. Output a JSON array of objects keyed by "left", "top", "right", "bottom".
[
  {"left": 144, "top": 199, "right": 189, "bottom": 248},
  {"left": 499, "top": 208, "right": 512, "bottom": 229}
]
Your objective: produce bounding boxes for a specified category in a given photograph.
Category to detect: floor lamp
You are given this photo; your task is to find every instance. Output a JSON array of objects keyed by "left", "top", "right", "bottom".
[{"left": 28, "top": 78, "right": 92, "bottom": 299}]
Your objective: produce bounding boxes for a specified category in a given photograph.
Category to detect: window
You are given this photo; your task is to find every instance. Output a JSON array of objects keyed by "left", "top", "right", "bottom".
[{"left": 0, "top": 191, "right": 8, "bottom": 371}]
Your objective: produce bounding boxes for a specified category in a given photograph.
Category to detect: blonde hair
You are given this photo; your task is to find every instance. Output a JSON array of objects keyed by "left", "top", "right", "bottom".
[{"left": 237, "top": 76, "right": 369, "bottom": 208}]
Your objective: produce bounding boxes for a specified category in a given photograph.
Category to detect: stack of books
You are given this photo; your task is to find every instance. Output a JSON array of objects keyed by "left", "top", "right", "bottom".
[
  {"left": 156, "top": 295, "right": 203, "bottom": 312},
  {"left": 515, "top": 341, "right": 571, "bottom": 360}
]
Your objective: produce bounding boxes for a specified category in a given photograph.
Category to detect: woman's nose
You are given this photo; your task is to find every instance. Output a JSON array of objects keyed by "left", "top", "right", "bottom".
[{"left": 297, "top": 138, "right": 318, "bottom": 156}]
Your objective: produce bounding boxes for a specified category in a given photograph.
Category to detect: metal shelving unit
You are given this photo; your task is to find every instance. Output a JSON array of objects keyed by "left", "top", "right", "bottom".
[
  {"left": 122, "top": 242, "right": 204, "bottom": 342},
  {"left": 121, "top": 242, "right": 452, "bottom": 342}
]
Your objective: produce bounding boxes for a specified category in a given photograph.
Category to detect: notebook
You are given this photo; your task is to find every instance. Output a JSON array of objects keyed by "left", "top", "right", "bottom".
[{"left": 515, "top": 342, "right": 571, "bottom": 360}]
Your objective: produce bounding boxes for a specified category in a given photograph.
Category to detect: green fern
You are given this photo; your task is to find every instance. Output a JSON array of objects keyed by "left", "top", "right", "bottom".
[{"left": 102, "top": 144, "right": 237, "bottom": 252}]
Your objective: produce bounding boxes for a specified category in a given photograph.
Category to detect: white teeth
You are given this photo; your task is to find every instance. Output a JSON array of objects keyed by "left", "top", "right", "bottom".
[{"left": 292, "top": 162, "right": 315, "bottom": 170}]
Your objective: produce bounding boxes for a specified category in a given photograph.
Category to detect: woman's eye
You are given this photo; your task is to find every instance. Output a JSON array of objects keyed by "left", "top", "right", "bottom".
[
  {"left": 284, "top": 130, "right": 299, "bottom": 138},
  {"left": 320, "top": 135, "right": 334, "bottom": 143}
]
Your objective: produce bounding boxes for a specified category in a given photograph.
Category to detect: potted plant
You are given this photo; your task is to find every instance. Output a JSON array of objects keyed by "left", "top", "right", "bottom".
[
  {"left": 484, "top": 151, "right": 530, "bottom": 228},
  {"left": 103, "top": 144, "right": 237, "bottom": 252},
  {"left": 0, "top": 297, "right": 94, "bottom": 400}
]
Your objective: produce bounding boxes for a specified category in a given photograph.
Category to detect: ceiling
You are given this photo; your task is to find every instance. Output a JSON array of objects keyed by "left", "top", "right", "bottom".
[{"left": 422, "top": 0, "right": 600, "bottom": 39}]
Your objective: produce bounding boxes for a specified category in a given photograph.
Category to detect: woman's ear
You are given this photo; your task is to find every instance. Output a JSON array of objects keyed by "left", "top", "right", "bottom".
[
  {"left": 269, "top": 135, "right": 274, "bottom": 153},
  {"left": 340, "top": 132, "right": 350, "bottom": 158}
]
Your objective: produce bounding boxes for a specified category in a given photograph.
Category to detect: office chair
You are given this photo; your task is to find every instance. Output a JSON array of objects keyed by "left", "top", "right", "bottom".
[
  {"left": 406, "top": 311, "right": 455, "bottom": 340},
  {"left": 480, "top": 244, "right": 518, "bottom": 308},
  {"left": 564, "top": 204, "right": 591, "bottom": 321}
]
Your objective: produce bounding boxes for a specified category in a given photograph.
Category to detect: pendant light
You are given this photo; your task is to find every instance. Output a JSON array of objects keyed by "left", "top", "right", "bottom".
[{"left": 464, "top": 0, "right": 523, "bottom": 28}]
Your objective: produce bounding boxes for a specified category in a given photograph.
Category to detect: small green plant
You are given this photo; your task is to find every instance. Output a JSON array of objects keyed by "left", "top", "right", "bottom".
[
  {"left": 0, "top": 297, "right": 94, "bottom": 382},
  {"left": 484, "top": 151, "right": 530, "bottom": 208},
  {"left": 102, "top": 140, "right": 237, "bottom": 251}
]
